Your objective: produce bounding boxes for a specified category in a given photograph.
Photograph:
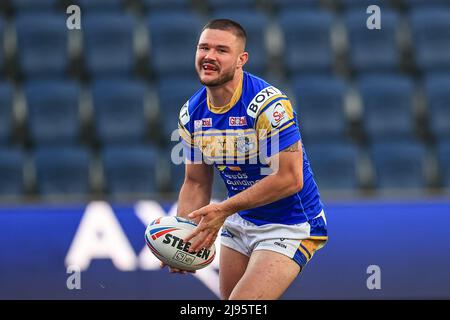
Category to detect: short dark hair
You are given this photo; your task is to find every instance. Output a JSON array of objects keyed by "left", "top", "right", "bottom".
[{"left": 202, "top": 19, "right": 247, "bottom": 48}]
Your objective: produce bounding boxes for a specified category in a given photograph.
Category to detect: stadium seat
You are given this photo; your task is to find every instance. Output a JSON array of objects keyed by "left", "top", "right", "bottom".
[
  {"left": 148, "top": 12, "right": 203, "bottom": 77},
  {"left": 82, "top": 13, "right": 135, "bottom": 77},
  {"left": 92, "top": 79, "right": 147, "bottom": 144},
  {"left": 291, "top": 75, "right": 347, "bottom": 142},
  {"left": 401, "top": 0, "right": 450, "bottom": 9},
  {"left": 102, "top": 145, "right": 157, "bottom": 197},
  {"left": 15, "top": 13, "right": 69, "bottom": 77},
  {"left": 410, "top": 8, "right": 450, "bottom": 72},
  {"left": 210, "top": 10, "right": 269, "bottom": 75},
  {"left": 34, "top": 146, "right": 90, "bottom": 197},
  {"left": 157, "top": 76, "right": 202, "bottom": 140},
  {"left": 370, "top": 140, "right": 427, "bottom": 189},
  {"left": 0, "top": 18, "right": 4, "bottom": 73},
  {"left": 142, "top": 0, "right": 189, "bottom": 11},
  {"left": 25, "top": 80, "right": 80, "bottom": 145},
  {"left": 358, "top": 74, "right": 415, "bottom": 141},
  {"left": 345, "top": 9, "right": 400, "bottom": 73},
  {"left": 306, "top": 142, "right": 359, "bottom": 190},
  {"left": 0, "top": 148, "right": 25, "bottom": 197},
  {"left": 278, "top": 9, "right": 333, "bottom": 74},
  {"left": 0, "top": 82, "right": 13, "bottom": 145},
  {"left": 271, "top": 0, "right": 320, "bottom": 10},
  {"left": 339, "top": 0, "right": 386, "bottom": 8},
  {"left": 437, "top": 140, "right": 450, "bottom": 188},
  {"left": 10, "top": 0, "right": 58, "bottom": 12},
  {"left": 207, "top": 0, "right": 256, "bottom": 11},
  {"left": 73, "top": 0, "right": 123, "bottom": 12},
  {"left": 425, "top": 74, "right": 450, "bottom": 139}
]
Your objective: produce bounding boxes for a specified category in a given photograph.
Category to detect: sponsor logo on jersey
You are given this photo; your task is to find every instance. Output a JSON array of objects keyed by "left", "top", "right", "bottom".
[
  {"left": 179, "top": 101, "right": 190, "bottom": 126},
  {"left": 229, "top": 116, "right": 247, "bottom": 126},
  {"left": 194, "top": 118, "right": 212, "bottom": 129},
  {"left": 247, "top": 86, "right": 283, "bottom": 118},
  {"left": 270, "top": 103, "right": 287, "bottom": 128}
]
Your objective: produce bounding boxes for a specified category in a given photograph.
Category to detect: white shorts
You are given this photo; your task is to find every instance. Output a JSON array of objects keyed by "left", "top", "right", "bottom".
[{"left": 220, "top": 210, "right": 328, "bottom": 269}]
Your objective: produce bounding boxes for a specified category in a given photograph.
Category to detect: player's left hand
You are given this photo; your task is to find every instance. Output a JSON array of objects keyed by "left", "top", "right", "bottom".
[{"left": 185, "top": 203, "right": 230, "bottom": 253}]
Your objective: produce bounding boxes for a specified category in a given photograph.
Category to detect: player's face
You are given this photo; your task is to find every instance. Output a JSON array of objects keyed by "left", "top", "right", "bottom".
[{"left": 196, "top": 29, "right": 244, "bottom": 87}]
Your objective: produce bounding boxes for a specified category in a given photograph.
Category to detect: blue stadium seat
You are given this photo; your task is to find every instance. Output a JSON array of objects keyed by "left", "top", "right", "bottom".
[
  {"left": 207, "top": 0, "right": 256, "bottom": 11},
  {"left": 306, "top": 142, "right": 359, "bottom": 190},
  {"left": 35, "top": 146, "right": 90, "bottom": 197},
  {"left": 272, "top": 0, "right": 320, "bottom": 10},
  {"left": 102, "top": 145, "right": 157, "bottom": 197},
  {"left": 25, "top": 80, "right": 80, "bottom": 145},
  {"left": 291, "top": 75, "right": 347, "bottom": 142},
  {"left": 0, "top": 18, "right": 4, "bottom": 72},
  {"left": 74, "top": 0, "right": 123, "bottom": 12},
  {"left": 0, "top": 82, "right": 13, "bottom": 145},
  {"left": 358, "top": 74, "right": 415, "bottom": 141},
  {"left": 437, "top": 140, "right": 450, "bottom": 188},
  {"left": 211, "top": 10, "right": 269, "bottom": 75},
  {"left": 0, "top": 148, "right": 25, "bottom": 196},
  {"left": 425, "top": 74, "right": 450, "bottom": 139},
  {"left": 11, "top": 0, "right": 58, "bottom": 12},
  {"left": 148, "top": 12, "right": 203, "bottom": 76},
  {"left": 345, "top": 9, "right": 400, "bottom": 72},
  {"left": 410, "top": 8, "right": 450, "bottom": 71},
  {"left": 16, "top": 13, "right": 68, "bottom": 77},
  {"left": 83, "top": 13, "right": 135, "bottom": 77},
  {"left": 92, "top": 79, "right": 147, "bottom": 144},
  {"left": 402, "top": 0, "right": 450, "bottom": 9},
  {"left": 142, "top": 0, "right": 189, "bottom": 11},
  {"left": 157, "top": 76, "right": 202, "bottom": 139},
  {"left": 339, "top": 0, "right": 385, "bottom": 8},
  {"left": 278, "top": 9, "right": 333, "bottom": 74},
  {"left": 370, "top": 140, "right": 426, "bottom": 189}
]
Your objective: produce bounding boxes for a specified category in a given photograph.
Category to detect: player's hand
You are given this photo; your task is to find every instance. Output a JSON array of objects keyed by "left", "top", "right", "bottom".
[
  {"left": 185, "top": 203, "right": 230, "bottom": 253},
  {"left": 160, "top": 261, "right": 196, "bottom": 275}
]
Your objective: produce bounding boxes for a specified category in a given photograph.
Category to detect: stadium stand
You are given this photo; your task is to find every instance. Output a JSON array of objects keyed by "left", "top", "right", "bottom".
[
  {"left": 34, "top": 146, "right": 90, "bottom": 197},
  {"left": 210, "top": 10, "right": 268, "bottom": 75},
  {"left": 437, "top": 140, "right": 450, "bottom": 188},
  {"left": 339, "top": 0, "right": 386, "bottom": 9},
  {"left": 370, "top": 140, "right": 427, "bottom": 189},
  {"left": 147, "top": 11, "right": 203, "bottom": 77},
  {"left": 142, "top": 0, "right": 190, "bottom": 11},
  {"left": 291, "top": 75, "right": 347, "bottom": 142},
  {"left": 306, "top": 142, "right": 360, "bottom": 190},
  {"left": 10, "top": 0, "right": 58, "bottom": 12},
  {"left": 73, "top": 0, "right": 124, "bottom": 12},
  {"left": 92, "top": 78, "right": 147, "bottom": 145},
  {"left": 25, "top": 80, "right": 80, "bottom": 145},
  {"left": 401, "top": 0, "right": 450, "bottom": 9},
  {"left": 102, "top": 145, "right": 157, "bottom": 197},
  {"left": 344, "top": 8, "right": 400, "bottom": 73},
  {"left": 0, "top": 82, "right": 13, "bottom": 145},
  {"left": 0, "top": 17, "right": 4, "bottom": 73},
  {"left": 271, "top": 0, "right": 320, "bottom": 10},
  {"left": 425, "top": 73, "right": 450, "bottom": 140},
  {"left": 409, "top": 8, "right": 450, "bottom": 72},
  {"left": 206, "top": 0, "right": 257, "bottom": 11},
  {"left": 82, "top": 13, "right": 135, "bottom": 77},
  {"left": 15, "top": 13, "right": 69, "bottom": 78},
  {"left": 278, "top": 9, "right": 333, "bottom": 74},
  {"left": 358, "top": 74, "right": 415, "bottom": 141},
  {"left": 0, "top": 147, "right": 25, "bottom": 197}
]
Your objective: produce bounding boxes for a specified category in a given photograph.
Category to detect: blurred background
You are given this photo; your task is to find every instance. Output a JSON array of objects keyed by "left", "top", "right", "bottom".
[{"left": 0, "top": 0, "right": 450, "bottom": 300}]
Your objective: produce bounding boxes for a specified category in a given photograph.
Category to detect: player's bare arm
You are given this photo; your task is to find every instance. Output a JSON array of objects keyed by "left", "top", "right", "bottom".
[{"left": 185, "top": 141, "right": 303, "bottom": 252}]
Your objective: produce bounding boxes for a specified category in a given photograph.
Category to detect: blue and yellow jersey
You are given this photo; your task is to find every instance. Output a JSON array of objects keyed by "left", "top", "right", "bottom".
[{"left": 178, "top": 72, "right": 323, "bottom": 225}]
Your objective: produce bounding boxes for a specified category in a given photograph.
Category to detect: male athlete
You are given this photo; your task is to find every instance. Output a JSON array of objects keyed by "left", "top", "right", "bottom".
[{"left": 162, "top": 19, "right": 328, "bottom": 300}]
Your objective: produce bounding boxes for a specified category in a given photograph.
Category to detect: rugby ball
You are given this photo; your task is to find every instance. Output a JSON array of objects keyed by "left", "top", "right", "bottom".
[{"left": 145, "top": 216, "right": 216, "bottom": 271}]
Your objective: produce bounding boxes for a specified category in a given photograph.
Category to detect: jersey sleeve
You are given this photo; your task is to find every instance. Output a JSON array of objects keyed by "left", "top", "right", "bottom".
[
  {"left": 254, "top": 97, "right": 301, "bottom": 158},
  {"left": 178, "top": 100, "right": 203, "bottom": 163}
]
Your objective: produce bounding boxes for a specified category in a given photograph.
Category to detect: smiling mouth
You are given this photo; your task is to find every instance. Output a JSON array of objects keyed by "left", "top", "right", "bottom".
[{"left": 202, "top": 63, "right": 218, "bottom": 72}]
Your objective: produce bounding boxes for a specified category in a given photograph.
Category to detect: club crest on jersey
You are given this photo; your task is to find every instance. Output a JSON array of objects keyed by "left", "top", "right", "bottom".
[
  {"left": 236, "top": 134, "right": 256, "bottom": 154},
  {"left": 194, "top": 118, "right": 212, "bottom": 129},
  {"left": 229, "top": 116, "right": 247, "bottom": 127}
]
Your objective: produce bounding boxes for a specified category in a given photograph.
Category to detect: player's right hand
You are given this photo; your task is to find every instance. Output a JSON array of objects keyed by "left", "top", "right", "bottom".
[{"left": 160, "top": 261, "right": 196, "bottom": 274}]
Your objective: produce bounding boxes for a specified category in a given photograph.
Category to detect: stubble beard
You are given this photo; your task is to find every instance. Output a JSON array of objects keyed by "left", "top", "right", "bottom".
[{"left": 198, "top": 66, "right": 236, "bottom": 88}]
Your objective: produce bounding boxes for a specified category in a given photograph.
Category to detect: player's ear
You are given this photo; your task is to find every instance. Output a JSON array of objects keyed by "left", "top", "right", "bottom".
[{"left": 237, "top": 51, "right": 248, "bottom": 69}]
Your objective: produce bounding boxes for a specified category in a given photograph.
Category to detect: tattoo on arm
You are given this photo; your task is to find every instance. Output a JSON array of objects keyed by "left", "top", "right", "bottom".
[{"left": 281, "top": 142, "right": 300, "bottom": 152}]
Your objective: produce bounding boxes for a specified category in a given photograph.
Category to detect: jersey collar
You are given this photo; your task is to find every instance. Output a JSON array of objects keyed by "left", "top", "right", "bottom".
[{"left": 207, "top": 74, "right": 243, "bottom": 114}]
